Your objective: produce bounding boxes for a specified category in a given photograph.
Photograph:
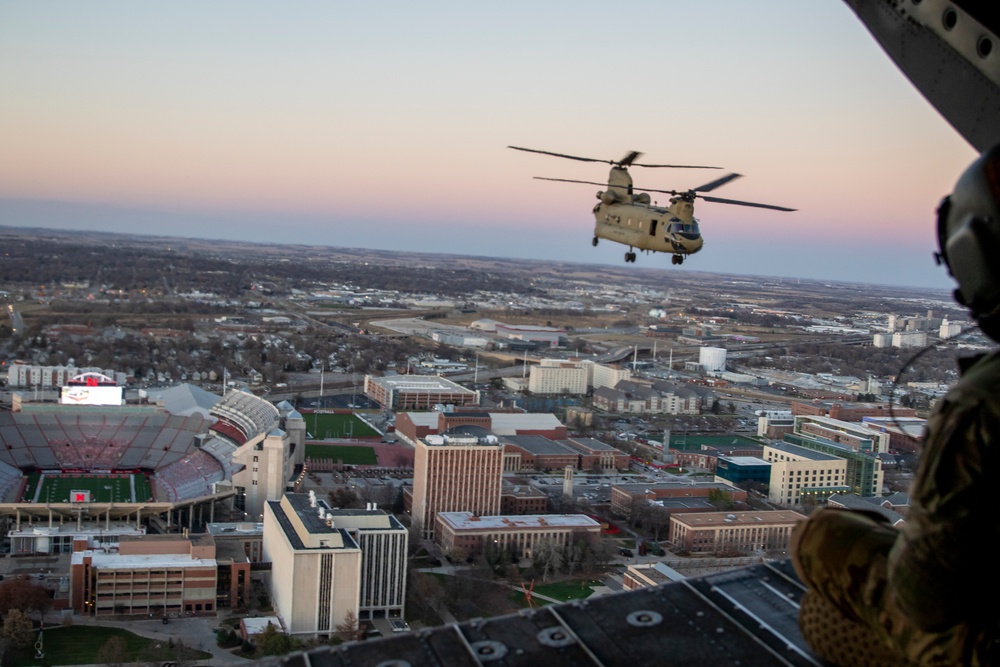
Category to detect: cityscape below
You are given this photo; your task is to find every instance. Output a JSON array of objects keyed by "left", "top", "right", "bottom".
[{"left": 0, "top": 225, "right": 970, "bottom": 664}]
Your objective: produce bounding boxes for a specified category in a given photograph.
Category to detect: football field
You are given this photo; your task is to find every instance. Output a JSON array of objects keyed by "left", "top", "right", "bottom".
[{"left": 25, "top": 473, "right": 153, "bottom": 503}]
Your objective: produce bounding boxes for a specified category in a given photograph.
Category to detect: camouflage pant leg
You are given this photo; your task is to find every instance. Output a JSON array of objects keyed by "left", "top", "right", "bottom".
[
  {"left": 792, "top": 508, "right": 897, "bottom": 627},
  {"left": 792, "top": 509, "right": 981, "bottom": 667},
  {"left": 798, "top": 590, "right": 917, "bottom": 667}
]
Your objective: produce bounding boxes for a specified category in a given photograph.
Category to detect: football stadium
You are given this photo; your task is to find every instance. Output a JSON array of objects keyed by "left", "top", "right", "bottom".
[{"left": 0, "top": 382, "right": 306, "bottom": 548}]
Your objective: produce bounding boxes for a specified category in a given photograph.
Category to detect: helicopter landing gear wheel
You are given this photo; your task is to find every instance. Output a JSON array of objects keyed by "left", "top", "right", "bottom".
[
  {"left": 672, "top": 254, "right": 684, "bottom": 265},
  {"left": 624, "top": 251, "right": 636, "bottom": 263},
  {"left": 592, "top": 237, "right": 599, "bottom": 247}
]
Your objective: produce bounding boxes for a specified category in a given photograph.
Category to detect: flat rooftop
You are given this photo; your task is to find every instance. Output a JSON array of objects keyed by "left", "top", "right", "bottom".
[
  {"left": 765, "top": 441, "right": 841, "bottom": 462},
  {"left": 265, "top": 559, "right": 824, "bottom": 667},
  {"left": 206, "top": 521, "right": 264, "bottom": 536},
  {"left": 720, "top": 456, "right": 770, "bottom": 466},
  {"left": 368, "top": 376, "right": 472, "bottom": 391},
  {"left": 501, "top": 435, "right": 574, "bottom": 456},
  {"left": 403, "top": 411, "right": 564, "bottom": 434},
  {"left": 72, "top": 550, "right": 217, "bottom": 569},
  {"left": 267, "top": 495, "right": 360, "bottom": 551},
  {"left": 563, "top": 437, "right": 618, "bottom": 452},
  {"left": 438, "top": 512, "right": 600, "bottom": 530},
  {"left": 672, "top": 510, "right": 807, "bottom": 528}
]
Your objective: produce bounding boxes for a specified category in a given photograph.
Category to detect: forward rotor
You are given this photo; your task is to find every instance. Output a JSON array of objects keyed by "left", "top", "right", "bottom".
[{"left": 632, "top": 174, "right": 794, "bottom": 211}]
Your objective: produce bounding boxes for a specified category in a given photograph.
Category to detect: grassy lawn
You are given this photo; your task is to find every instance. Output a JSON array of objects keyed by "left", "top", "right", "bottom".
[
  {"left": 511, "top": 578, "right": 601, "bottom": 607},
  {"left": 7, "top": 625, "right": 211, "bottom": 667},
  {"left": 304, "top": 444, "right": 378, "bottom": 465},
  {"left": 532, "top": 579, "right": 601, "bottom": 602}
]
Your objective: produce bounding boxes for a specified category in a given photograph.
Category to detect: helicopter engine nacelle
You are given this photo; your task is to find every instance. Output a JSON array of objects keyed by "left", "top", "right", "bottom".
[
  {"left": 599, "top": 190, "right": 618, "bottom": 205},
  {"left": 634, "top": 192, "right": 650, "bottom": 205}
]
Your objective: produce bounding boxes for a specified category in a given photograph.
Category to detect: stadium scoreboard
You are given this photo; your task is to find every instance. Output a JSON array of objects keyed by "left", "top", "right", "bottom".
[{"left": 70, "top": 490, "right": 91, "bottom": 503}]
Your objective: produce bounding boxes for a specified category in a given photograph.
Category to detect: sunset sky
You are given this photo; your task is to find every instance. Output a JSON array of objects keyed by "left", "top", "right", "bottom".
[{"left": 0, "top": 2, "right": 978, "bottom": 289}]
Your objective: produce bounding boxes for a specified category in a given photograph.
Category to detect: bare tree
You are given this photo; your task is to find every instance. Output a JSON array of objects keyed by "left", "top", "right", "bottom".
[
  {"left": 563, "top": 538, "right": 586, "bottom": 577},
  {"left": 532, "top": 538, "right": 562, "bottom": 583},
  {"left": 585, "top": 536, "right": 617, "bottom": 575},
  {"left": 335, "top": 609, "right": 364, "bottom": 642}
]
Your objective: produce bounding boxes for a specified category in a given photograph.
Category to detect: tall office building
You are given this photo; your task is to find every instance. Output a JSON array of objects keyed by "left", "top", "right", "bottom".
[
  {"left": 327, "top": 508, "right": 409, "bottom": 620},
  {"left": 263, "top": 494, "right": 362, "bottom": 638},
  {"left": 411, "top": 433, "right": 503, "bottom": 540}
]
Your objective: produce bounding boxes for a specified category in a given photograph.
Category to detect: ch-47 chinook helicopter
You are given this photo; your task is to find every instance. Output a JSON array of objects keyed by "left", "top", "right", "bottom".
[{"left": 509, "top": 146, "right": 795, "bottom": 265}]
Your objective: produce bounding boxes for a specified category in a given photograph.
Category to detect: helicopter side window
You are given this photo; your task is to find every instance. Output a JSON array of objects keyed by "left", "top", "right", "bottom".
[{"left": 649, "top": 220, "right": 658, "bottom": 236}]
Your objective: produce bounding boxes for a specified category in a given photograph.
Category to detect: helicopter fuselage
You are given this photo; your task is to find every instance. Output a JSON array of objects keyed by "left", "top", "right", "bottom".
[
  {"left": 592, "top": 199, "right": 703, "bottom": 257},
  {"left": 591, "top": 166, "right": 703, "bottom": 263}
]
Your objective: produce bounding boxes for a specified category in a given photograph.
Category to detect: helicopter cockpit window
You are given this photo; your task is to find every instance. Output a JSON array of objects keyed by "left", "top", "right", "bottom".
[{"left": 669, "top": 221, "right": 700, "bottom": 235}]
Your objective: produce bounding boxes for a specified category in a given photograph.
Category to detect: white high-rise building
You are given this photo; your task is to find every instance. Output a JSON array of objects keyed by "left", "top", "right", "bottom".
[
  {"left": 892, "top": 331, "right": 927, "bottom": 348},
  {"left": 528, "top": 360, "right": 588, "bottom": 395},
  {"left": 263, "top": 494, "right": 362, "bottom": 638},
  {"left": 939, "top": 318, "right": 962, "bottom": 339}
]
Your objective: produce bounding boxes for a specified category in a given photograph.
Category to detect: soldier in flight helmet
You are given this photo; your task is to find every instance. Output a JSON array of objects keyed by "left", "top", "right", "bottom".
[{"left": 792, "top": 146, "right": 1000, "bottom": 667}]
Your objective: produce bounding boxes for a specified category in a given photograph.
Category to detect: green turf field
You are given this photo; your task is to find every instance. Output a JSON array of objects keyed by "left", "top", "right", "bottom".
[
  {"left": 305, "top": 443, "right": 378, "bottom": 465},
  {"left": 303, "top": 411, "right": 380, "bottom": 439},
  {"left": 667, "top": 434, "right": 762, "bottom": 450},
  {"left": 25, "top": 473, "right": 151, "bottom": 503}
]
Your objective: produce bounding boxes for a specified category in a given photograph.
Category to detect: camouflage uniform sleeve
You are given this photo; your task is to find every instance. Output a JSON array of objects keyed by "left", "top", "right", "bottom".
[{"left": 887, "top": 393, "right": 999, "bottom": 632}]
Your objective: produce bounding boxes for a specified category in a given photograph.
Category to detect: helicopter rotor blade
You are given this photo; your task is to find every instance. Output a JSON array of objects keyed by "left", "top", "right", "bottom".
[
  {"left": 533, "top": 177, "right": 610, "bottom": 187},
  {"left": 510, "top": 145, "right": 721, "bottom": 169},
  {"left": 632, "top": 162, "right": 722, "bottom": 169},
  {"left": 509, "top": 146, "right": 611, "bottom": 164},
  {"left": 700, "top": 195, "right": 796, "bottom": 211},
  {"left": 628, "top": 184, "right": 795, "bottom": 211},
  {"left": 694, "top": 173, "right": 743, "bottom": 192}
]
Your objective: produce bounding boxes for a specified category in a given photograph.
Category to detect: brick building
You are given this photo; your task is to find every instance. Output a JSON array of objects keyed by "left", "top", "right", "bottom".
[
  {"left": 668, "top": 510, "right": 806, "bottom": 554},
  {"left": 435, "top": 512, "right": 600, "bottom": 560},
  {"left": 70, "top": 533, "right": 219, "bottom": 617}
]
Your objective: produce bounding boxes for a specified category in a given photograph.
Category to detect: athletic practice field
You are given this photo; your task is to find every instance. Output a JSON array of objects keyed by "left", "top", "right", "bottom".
[
  {"left": 667, "top": 434, "right": 761, "bottom": 450},
  {"left": 304, "top": 444, "right": 379, "bottom": 465},
  {"left": 24, "top": 472, "right": 154, "bottom": 503},
  {"left": 302, "top": 411, "right": 380, "bottom": 439}
]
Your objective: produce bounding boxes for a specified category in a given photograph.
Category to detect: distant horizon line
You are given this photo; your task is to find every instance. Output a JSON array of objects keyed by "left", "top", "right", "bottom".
[{"left": 0, "top": 221, "right": 951, "bottom": 296}]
